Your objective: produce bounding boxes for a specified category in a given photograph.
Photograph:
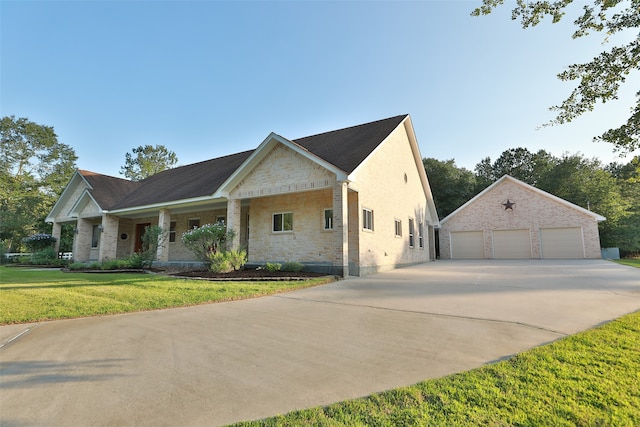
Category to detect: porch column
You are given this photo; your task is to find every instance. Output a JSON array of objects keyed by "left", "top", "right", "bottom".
[
  {"left": 157, "top": 209, "right": 171, "bottom": 263},
  {"left": 74, "top": 218, "right": 92, "bottom": 262},
  {"left": 98, "top": 214, "right": 119, "bottom": 261},
  {"left": 333, "top": 181, "right": 349, "bottom": 277},
  {"left": 428, "top": 224, "right": 436, "bottom": 260},
  {"left": 226, "top": 198, "right": 241, "bottom": 251},
  {"left": 51, "top": 221, "right": 62, "bottom": 254}
]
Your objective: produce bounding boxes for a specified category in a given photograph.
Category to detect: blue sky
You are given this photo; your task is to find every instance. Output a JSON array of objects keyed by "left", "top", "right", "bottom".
[{"left": 2, "top": 0, "right": 637, "bottom": 177}]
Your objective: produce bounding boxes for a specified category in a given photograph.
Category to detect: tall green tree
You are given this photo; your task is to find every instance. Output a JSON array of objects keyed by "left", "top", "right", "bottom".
[
  {"left": 0, "top": 116, "right": 77, "bottom": 251},
  {"left": 472, "top": 1, "right": 640, "bottom": 153},
  {"left": 423, "top": 158, "right": 477, "bottom": 219},
  {"left": 120, "top": 144, "right": 178, "bottom": 181},
  {"left": 606, "top": 156, "right": 640, "bottom": 255},
  {"left": 474, "top": 148, "right": 557, "bottom": 190},
  {"left": 535, "top": 153, "right": 628, "bottom": 248}
]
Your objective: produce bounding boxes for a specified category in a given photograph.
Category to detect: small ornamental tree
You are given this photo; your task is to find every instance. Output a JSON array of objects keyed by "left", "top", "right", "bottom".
[{"left": 181, "top": 222, "right": 235, "bottom": 264}]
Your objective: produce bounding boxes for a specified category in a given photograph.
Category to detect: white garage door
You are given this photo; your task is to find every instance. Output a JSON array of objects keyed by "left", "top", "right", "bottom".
[
  {"left": 492, "top": 229, "right": 532, "bottom": 259},
  {"left": 540, "top": 227, "right": 584, "bottom": 259},
  {"left": 450, "top": 231, "right": 484, "bottom": 259}
]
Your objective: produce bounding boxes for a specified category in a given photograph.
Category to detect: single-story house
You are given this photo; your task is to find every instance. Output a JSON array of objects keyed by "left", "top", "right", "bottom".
[
  {"left": 46, "top": 115, "right": 439, "bottom": 276},
  {"left": 438, "top": 175, "right": 605, "bottom": 259}
]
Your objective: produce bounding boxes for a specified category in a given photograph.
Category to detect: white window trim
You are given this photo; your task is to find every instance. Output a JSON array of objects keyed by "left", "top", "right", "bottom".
[
  {"left": 91, "top": 224, "right": 100, "bottom": 248},
  {"left": 273, "top": 212, "right": 293, "bottom": 233},
  {"left": 418, "top": 221, "right": 424, "bottom": 249},
  {"left": 169, "top": 221, "right": 177, "bottom": 243},
  {"left": 394, "top": 218, "right": 402, "bottom": 238},
  {"left": 363, "top": 208, "right": 374, "bottom": 232},
  {"left": 408, "top": 218, "right": 415, "bottom": 248},
  {"left": 323, "top": 208, "right": 334, "bottom": 230}
]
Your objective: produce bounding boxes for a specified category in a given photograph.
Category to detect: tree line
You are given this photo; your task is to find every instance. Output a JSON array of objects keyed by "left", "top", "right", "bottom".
[
  {"left": 1, "top": 116, "right": 177, "bottom": 254},
  {"left": 424, "top": 149, "right": 640, "bottom": 256}
]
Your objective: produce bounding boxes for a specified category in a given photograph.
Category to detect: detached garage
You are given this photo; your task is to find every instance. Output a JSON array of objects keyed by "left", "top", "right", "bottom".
[{"left": 439, "top": 175, "right": 605, "bottom": 259}]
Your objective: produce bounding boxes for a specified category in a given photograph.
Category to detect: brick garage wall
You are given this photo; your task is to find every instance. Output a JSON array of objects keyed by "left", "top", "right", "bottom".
[{"left": 439, "top": 179, "right": 602, "bottom": 259}]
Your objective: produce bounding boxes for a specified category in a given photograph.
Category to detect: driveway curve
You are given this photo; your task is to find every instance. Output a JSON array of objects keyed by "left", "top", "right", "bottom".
[{"left": 1, "top": 259, "right": 639, "bottom": 426}]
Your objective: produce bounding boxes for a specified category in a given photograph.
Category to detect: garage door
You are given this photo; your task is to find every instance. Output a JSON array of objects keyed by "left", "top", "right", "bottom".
[
  {"left": 540, "top": 227, "right": 584, "bottom": 258},
  {"left": 450, "top": 231, "right": 484, "bottom": 259},
  {"left": 492, "top": 229, "right": 532, "bottom": 259}
]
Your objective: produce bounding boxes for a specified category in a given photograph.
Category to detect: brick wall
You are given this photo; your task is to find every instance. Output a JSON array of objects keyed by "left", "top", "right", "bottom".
[
  {"left": 348, "top": 123, "right": 434, "bottom": 274},
  {"left": 439, "top": 178, "right": 603, "bottom": 259}
]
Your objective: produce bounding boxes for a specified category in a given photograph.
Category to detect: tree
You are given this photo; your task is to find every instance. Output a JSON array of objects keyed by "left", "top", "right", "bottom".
[
  {"left": 423, "top": 158, "right": 477, "bottom": 218},
  {"left": 120, "top": 144, "right": 178, "bottom": 181},
  {"left": 472, "top": 1, "right": 640, "bottom": 153},
  {"left": 0, "top": 116, "right": 77, "bottom": 251},
  {"left": 535, "top": 153, "right": 629, "bottom": 247},
  {"left": 474, "top": 148, "right": 557, "bottom": 189},
  {"left": 606, "top": 156, "right": 640, "bottom": 255}
]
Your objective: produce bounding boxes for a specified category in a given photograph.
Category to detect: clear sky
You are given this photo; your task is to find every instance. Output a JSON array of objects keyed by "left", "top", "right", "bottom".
[{"left": 2, "top": 0, "right": 637, "bottom": 177}]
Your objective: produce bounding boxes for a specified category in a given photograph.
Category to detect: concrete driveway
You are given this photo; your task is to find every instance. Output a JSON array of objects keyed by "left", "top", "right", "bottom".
[{"left": 1, "top": 259, "right": 638, "bottom": 426}]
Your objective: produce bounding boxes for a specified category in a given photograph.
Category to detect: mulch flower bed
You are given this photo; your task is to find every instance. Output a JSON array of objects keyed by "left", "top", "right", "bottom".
[{"left": 170, "top": 269, "right": 329, "bottom": 280}]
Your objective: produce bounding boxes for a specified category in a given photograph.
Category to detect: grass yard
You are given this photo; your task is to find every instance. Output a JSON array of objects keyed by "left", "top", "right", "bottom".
[
  {"left": 234, "top": 310, "right": 640, "bottom": 426},
  {"left": 0, "top": 266, "right": 334, "bottom": 325},
  {"left": 614, "top": 259, "right": 640, "bottom": 268}
]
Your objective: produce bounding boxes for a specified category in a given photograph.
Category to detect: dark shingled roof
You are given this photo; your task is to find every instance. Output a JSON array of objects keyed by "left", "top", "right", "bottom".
[
  {"left": 110, "top": 150, "right": 254, "bottom": 209},
  {"left": 80, "top": 170, "right": 140, "bottom": 210},
  {"left": 292, "top": 114, "right": 407, "bottom": 173},
  {"left": 85, "top": 115, "right": 407, "bottom": 210}
]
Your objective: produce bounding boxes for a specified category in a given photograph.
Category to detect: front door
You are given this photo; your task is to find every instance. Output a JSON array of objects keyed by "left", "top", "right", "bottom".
[{"left": 135, "top": 223, "right": 151, "bottom": 253}]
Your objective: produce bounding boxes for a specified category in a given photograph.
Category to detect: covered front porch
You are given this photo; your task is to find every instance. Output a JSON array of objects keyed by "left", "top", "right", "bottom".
[{"left": 54, "top": 182, "right": 359, "bottom": 276}]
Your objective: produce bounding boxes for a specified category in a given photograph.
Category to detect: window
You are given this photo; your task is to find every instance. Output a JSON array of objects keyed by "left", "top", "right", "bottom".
[
  {"left": 409, "top": 218, "right": 415, "bottom": 248},
  {"left": 394, "top": 219, "right": 402, "bottom": 237},
  {"left": 188, "top": 218, "right": 200, "bottom": 229},
  {"left": 418, "top": 222, "right": 424, "bottom": 249},
  {"left": 324, "top": 209, "right": 333, "bottom": 230},
  {"left": 91, "top": 224, "right": 100, "bottom": 248},
  {"left": 363, "top": 208, "right": 374, "bottom": 231},
  {"left": 169, "top": 221, "right": 176, "bottom": 243},
  {"left": 273, "top": 212, "right": 293, "bottom": 232}
]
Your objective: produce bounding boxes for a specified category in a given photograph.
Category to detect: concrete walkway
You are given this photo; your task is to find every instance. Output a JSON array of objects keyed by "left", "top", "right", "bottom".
[{"left": 1, "top": 259, "right": 638, "bottom": 426}]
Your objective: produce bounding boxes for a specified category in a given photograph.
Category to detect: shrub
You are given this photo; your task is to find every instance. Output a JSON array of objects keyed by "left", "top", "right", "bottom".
[
  {"left": 68, "top": 262, "right": 87, "bottom": 270},
  {"left": 100, "top": 259, "right": 132, "bottom": 270},
  {"left": 282, "top": 261, "right": 304, "bottom": 272},
  {"left": 209, "top": 252, "right": 233, "bottom": 273},
  {"left": 227, "top": 249, "right": 247, "bottom": 271},
  {"left": 0, "top": 241, "right": 7, "bottom": 265},
  {"left": 23, "top": 234, "right": 57, "bottom": 252},
  {"left": 264, "top": 262, "right": 282, "bottom": 272},
  {"left": 31, "top": 247, "right": 57, "bottom": 265},
  {"left": 127, "top": 252, "right": 146, "bottom": 269},
  {"left": 208, "top": 249, "right": 247, "bottom": 273},
  {"left": 182, "top": 222, "right": 235, "bottom": 264}
]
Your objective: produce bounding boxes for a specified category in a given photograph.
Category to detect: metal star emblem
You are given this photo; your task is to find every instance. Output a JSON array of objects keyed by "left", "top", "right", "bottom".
[{"left": 502, "top": 199, "right": 515, "bottom": 211}]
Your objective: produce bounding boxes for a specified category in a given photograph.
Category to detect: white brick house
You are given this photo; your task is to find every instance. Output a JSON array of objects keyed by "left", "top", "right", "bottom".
[
  {"left": 47, "top": 115, "right": 439, "bottom": 276},
  {"left": 438, "top": 175, "right": 605, "bottom": 259}
]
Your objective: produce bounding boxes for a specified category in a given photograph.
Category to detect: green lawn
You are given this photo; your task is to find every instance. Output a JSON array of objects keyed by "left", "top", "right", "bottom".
[
  {"left": 0, "top": 266, "right": 334, "bottom": 324},
  {"left": 614, "top": 259, "right": 640, "bottom": 268},
  {"left": 234, "top": 310, "right": 640, "bottom": 426}
]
